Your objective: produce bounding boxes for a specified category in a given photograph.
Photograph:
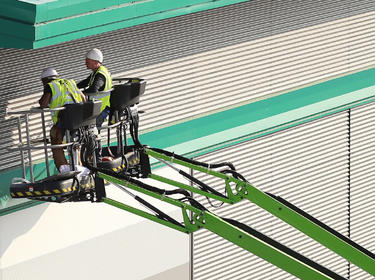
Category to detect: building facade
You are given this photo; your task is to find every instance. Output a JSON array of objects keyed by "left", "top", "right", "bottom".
[{"left": 1, "top": 1, "right": 375, "bottom": 279}]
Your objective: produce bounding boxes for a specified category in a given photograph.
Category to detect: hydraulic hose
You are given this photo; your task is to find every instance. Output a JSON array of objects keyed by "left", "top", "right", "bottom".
[
  {"left": 90, "top": 165, "right": 191, "bottom": 198},
  {"left": 92, "top": 165, "right": 207, "bottom": 217},
  {"left": 149, "top": 147, "right": 236, "bottom": 171}
]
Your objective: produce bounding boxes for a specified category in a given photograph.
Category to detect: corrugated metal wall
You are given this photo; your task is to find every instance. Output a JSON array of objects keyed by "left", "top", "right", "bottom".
[
  {"left": 349, "top": 103, "right": 375, "bottom": 280},
  {"left": 0, "top": 1, "right": 374, "bottom": 276},
  {"left": 1, "top": 0, "right": 375, "bottom": 171},
  {"left": 191, "top": 111, "right": 350, "bottom": 279},
  {"left": 191, "top": 101, "right": 375, "bottom": 279}
]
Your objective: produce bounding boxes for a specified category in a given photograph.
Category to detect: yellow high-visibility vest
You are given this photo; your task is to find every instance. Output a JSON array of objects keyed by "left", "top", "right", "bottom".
[
  {"left": 88, "top": 65, "right": 112, "bottom": 112},
  {"left": 48, "top": 78, "right": 83, "bottom": 124}
]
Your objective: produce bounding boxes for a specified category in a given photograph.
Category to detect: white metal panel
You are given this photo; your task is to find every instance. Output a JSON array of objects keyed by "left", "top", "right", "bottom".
[
  {"left": 192, "top": 112, "right": 350, "bottom": 279},
  {"left": 349, "top": 102, "right": 375, "bottom": 280},
  {"left": 130, "top": 10, "right": 375, "bottom": 131}
]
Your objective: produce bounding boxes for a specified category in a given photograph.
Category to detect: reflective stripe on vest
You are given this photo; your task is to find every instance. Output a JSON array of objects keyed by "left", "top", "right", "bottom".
[
  {"left": 49, "top": 79, "right": 83, "bottom": 124},
  {"left": 90, "top": 92, "right": 110, "bottom": 99},
  {"left": 88, "top": 65, "right": 112, "bottom": 112}
]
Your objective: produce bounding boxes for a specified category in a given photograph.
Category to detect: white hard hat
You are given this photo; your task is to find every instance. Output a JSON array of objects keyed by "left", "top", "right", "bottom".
[
  {"left": 41, "top": 67, "right": 59, "bottom": 79},
  {"left": 86, "top": 48, "right": 103, "bottom": 63}
]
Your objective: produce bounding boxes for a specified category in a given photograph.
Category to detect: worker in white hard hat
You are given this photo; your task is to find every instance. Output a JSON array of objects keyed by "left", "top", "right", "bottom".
[
  {"left": 77, "top": 48, "right": 112, "bottom": 128},
  {"left": 39, "top": 67, "right": 86, "bottom": 173},
  {"left": 77, "top": 48, "right": 112, "bottom": 161}
]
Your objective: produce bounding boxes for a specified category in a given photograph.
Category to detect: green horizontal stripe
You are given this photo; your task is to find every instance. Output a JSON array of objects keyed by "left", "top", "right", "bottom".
[
  {"left": 140, "top": 67, "right": 375, "bottom": 151},
  {"left": 1, "top": 0, "right": 249, "bottom": 49}
]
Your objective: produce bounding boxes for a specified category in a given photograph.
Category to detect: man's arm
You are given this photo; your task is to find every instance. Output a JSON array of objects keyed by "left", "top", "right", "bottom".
[
  {"left": 76, "top": 75, "right": 91, "bottom": 89},
  {"left": 79, "top": 89, "right": 86, "bottom": 102},
  {"left": 82, "top": 73, "right": 106, "bottom": 93},
  {"left": 39, "top": 85, "right": 52, "bottom": 108}
]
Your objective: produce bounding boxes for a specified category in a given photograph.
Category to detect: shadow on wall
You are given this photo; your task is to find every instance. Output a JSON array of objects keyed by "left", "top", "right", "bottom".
[
  {"left": 0, "top": 202, "right": 49, "bottom": 261},
  {"left": 0, "top": 210, "right": 189, "bottom": 280},
  {"left": 143, "top": 263, "right": 189, "bottom": 280}
]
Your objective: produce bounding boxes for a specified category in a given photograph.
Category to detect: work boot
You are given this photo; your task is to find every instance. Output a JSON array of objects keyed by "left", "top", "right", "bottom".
[
  {"left": 59, "top": 164, "right": 71, "bottom": 173},
  {"left": 75, "top": 165, "right": 91, "bottom": 178}
]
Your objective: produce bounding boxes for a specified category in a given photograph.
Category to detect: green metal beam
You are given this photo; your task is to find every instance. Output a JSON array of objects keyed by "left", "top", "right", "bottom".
[
  {"left": 244, "top": 186, "right": 375, "bottom": 276},
  {"left": 0, "top": 0, "right": 249, "bottom": 49},
  {"left": 145, "top": 147, "right": 375, "bottom": 277},
  {"left": 99, "top": 172, "right": 342, "bottom": 279},
  {"left": 97, "top": 172, "right": 195, "bottom": 210},
  {"left": 103, "top": 197, "right": 189, "bottom": 234}
]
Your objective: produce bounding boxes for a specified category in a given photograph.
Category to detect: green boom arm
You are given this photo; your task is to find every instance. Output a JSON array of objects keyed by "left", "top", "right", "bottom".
[
  {"left": 97, "top": 147, "right": 375, "bottom": 279},
  {"left": 144, "top": 148, "right": 375, "bottom": 277},
  {"left": 99, "top": 172, "right": 342, "bottom": 280}
]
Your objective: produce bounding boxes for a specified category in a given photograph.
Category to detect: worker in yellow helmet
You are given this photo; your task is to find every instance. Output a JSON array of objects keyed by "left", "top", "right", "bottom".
[
  {"left": 77, "top": 48, "right": 112, "bottom": 128},
  {"left": 39, "top": 67, "right": 86, "bottom": 173}
]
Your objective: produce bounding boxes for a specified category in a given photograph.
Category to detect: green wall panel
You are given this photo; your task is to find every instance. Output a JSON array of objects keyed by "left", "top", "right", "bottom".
[
  {"left": 35, "top": 0, "right": 124, "bottom": 23},
  {"left": 0, "top": 0, "right": 249, "bottom": 49},
  {"left": 139, "top": 68, "right": 375, "bottom": 149},
  {"left": 0, "top": 0, "right": 36, "bottom": 24},
  {"left": 0, "top": 17, "right": 35, "bottom": 40}
]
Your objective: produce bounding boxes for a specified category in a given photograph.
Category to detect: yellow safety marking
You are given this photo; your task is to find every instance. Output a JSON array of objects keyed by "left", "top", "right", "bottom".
[
  {"left": 122, "top": 164, "right": 126, "bottom": 168},
  {"left": 43, "top": 190, "right": 51, "bottom": 195},
  {"left": 25, "top": 191, "right": 33, "bottom": 196},
  {"left": 35, "top": 191, "right": 42, "bottom": 195},
  {"left": 53, "top": 189, "right": 61, "bottom": 194},
  {"left": 73, "top": 186, "right": 77, "bottom": 191},
  {"left": 17, "top": 192, "right": 24, "bottom": 196},
  {"left": 68, "top": 187, "right": 72, "bottom": 192},
  {"left": 62, "top": 188, "right": 68, "bottom": 192},
  {"left": 113, "top": 167, "right": 118, "bottom": 172},
  {"left": 10, "top": 192, "right": 16, "bottom": 197}
]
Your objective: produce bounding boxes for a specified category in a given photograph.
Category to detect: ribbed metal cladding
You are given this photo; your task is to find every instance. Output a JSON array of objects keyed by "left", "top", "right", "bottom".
[
  {"left": 191, "top": 111, "right": 350, "bottom": 280},
  {"left": 1, "top": 0, "right": 375, "bottom": 172},
  {"left": 349, "top": 102, "right": 375, "bottom": 280}
]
